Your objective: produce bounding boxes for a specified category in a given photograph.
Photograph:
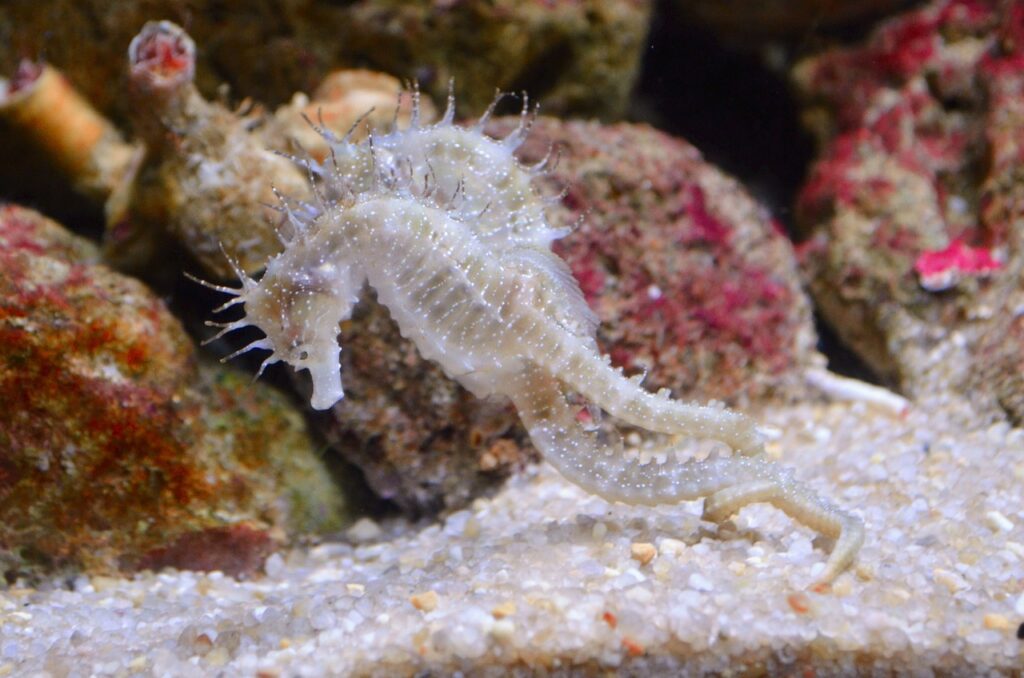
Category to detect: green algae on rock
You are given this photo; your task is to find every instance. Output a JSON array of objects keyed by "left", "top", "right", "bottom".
[{"left": 0, "top": 205, "right": 348, "bottom": 579}]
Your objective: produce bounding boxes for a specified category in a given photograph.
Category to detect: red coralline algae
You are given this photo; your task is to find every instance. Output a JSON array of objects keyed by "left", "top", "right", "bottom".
[
  {"left": 684, "top": 184, "right": 733, "bottom": 246},
  {"left": 914, "top": 237, "right": 1002, "bottom": 290},
  {"left": 794, "top": 0, "right": 1024, "bottom": 415},
  {"left": 0, "top": 205, "right": 348, "bottom": 578}
]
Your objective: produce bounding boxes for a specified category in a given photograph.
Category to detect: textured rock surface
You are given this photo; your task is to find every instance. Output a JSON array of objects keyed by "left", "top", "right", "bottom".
[
  {"left": 0, "top": 205, "right": 349, "bottom": 579},
  {"left": 0, "top": 0, "right": 649, "bottom": 124},
  {"left": 3, "top": 392, "right": 1021, "bottom": 674},
  {"left": 313, "top": 116, "right": 822, "bottom": 516},
  {"left": 793, "top": 0, "right": 1024, "bottom": 420}
]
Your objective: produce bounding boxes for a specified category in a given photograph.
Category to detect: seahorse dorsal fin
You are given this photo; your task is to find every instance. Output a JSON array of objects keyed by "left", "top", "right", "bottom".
[{"left": 506, "top": 246, "right": 599, "bottom": 339}]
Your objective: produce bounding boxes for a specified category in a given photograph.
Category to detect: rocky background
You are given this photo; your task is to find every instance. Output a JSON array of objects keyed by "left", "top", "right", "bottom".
[
  {"left": 2, "top": 0, "right": 1019, "bottom": 561},
  {"left": 1, "top": 3, "right": 1023, "bottom": 672}
]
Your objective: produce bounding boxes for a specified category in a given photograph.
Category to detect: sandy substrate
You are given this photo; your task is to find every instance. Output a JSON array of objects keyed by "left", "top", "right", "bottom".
[{"left": 2, "top": 391, "right": 1022, "bottom": 676}]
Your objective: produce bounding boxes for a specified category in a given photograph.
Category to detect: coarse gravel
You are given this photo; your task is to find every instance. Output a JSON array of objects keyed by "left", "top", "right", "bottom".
[{"left": 2, "top": 391, "right": 1022, "bottom": 676}]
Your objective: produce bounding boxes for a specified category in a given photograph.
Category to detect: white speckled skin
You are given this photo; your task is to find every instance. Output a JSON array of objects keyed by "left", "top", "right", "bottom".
[{"left": 206, "top": 91, "right": 863, "bottom": 583}]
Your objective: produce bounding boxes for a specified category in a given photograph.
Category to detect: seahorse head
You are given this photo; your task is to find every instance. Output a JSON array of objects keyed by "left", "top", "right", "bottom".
[{"left": 205, "top": 237, "right": 363, "bottom": 410}]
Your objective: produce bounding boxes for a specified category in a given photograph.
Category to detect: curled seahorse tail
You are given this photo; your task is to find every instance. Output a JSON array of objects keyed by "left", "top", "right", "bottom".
[
  {"left": 701, "top": 475, "right": 865, "bottom": 583},
  {"left": 530, "top": 331, "right": 765, "bottom": 455},
  {"left": 508, "top": 363, "right": 863, "bottom": 581}
]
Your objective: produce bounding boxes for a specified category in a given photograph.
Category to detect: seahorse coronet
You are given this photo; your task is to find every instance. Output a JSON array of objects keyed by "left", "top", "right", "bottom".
[{"left": 203, "top": 89, "right": 865, "bottom": 583}]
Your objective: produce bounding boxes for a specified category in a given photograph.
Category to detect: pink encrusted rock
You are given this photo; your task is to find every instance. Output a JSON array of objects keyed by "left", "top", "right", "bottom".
[
  {"left": 913, "top": 237, "right": 1002, "bottom": 291},
  {"left": 793, "top": 0, "right": 1024, "bottom": 419},
  {"left": 0, "top": 205, "right": 348, "bottom": 579},
  {"left": 315, "top": 117, "right": 821, "bottom": 516},
  {"left": 508, "top": 117, "right": 822, "bottom": 405}
]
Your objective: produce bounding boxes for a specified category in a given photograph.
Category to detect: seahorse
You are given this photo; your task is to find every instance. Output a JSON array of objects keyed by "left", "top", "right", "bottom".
[{"left": 199, "top": 89, "right": 864, "bottom": 583}]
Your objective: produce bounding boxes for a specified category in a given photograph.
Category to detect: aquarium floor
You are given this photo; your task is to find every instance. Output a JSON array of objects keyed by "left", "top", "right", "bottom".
[{"left": 3, "top": 392, "right": 1022, "bottom": 675}]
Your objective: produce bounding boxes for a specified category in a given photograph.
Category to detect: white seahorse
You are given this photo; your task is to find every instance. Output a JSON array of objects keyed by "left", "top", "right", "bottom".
[{"left": 198, "top": 89, "right": 864, "bottom": 584}]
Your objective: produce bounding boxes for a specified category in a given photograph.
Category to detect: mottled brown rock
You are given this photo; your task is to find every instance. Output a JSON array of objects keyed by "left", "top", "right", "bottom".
[
  {"left": 0, "top": 0, "right": 649, "bottom": 125},
  {"left": 0, "top": 204, "right": 349, "bottom": 579},
  {"left": 793, "top": 0, "right": 1024, "bottom": 419},
  {"left": 974, "top": 304, "right": 1024, "bottom": 425},
  {"left": 314, "top": 295, "right": 532, "bottom": 517}
]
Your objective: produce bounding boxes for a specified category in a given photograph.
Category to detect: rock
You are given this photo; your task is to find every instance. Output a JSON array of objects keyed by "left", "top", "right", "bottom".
[
  {"left": 0, "top": 205, "right": 349, "bottom": 579},
  {"left": 792, "top": 0, "right": 1024, "bottom": 420},
  {"left": 332, "top": 0, "right": 651, "bottom": 119},
  {"left": 0, "top": 0, "right": 649, "bottom": 125},
  {"left": 315, "top": 117, "right": 820, "bottom": 516}
]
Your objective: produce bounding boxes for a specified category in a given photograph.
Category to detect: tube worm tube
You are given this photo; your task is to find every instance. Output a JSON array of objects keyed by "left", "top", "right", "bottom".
[
  {"left": 0, "top": 59, "right": 140, "bottom": 203},
  {"left": 116, "top": 20, "right": 310, "bottom": 278}
]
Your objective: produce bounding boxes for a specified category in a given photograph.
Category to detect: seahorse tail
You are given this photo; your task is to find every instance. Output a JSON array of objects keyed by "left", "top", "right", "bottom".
[
  {"left": 507, "top": 363, "right": 864, "bottom": 582},
  {"left": 527, "top": 331, "right": 765, "bottom": 456},
  {"left": 507, "top": 364, "right": 780, "bottom": 505}
]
